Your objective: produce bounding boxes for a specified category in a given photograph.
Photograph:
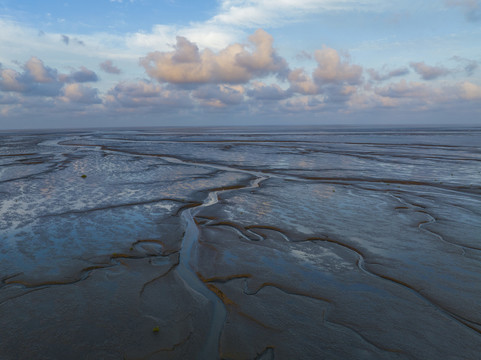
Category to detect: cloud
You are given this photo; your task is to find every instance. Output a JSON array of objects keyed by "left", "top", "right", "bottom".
[
  {"left": 370, "top": 79, "right": 481, "bottom": 109},
  {"left": 0, "top": 17, "right": 478, "bottom": 126},
  {"left": 445, "top": 0, "right": 481, "bottom": 21},
  {"left": 24, "top": 57, "right": 58, "bottom": 83},
  {"left": 60, "top": 34, "right": 86, "bottom": 46},
  {"left": 288, "top": 68, "right": 319, "bottom": 95},
  {"left": 313, "top": 47, "right": 363, "bottom": 85},
  {"left": 125, "top": 1, "right": 382, "bottom": 55},
  {"left": 61, "top": 84, "right": 102, "bottom": 104},
  {"left": 0, "top": 92, "right": 18, "bottom": 105},
  {"left": 326, "top": 84, "right": 359, "bottom": 103},
  {"left": 0, "top": 96, "right": 56, "bottom": 119},
  {"left": 125, "top": 0, "right": 385, "bottom": 54},
  {"left": 284, "top": 48, "right": 363, "bottom": 105},
  {"left": 462, "top": 60, "right": 478, "bottom": 75},
  {"left": 280, "top": 95, "right": 326, "bottom": 113},
  {"left": 374, "top": 79, "right": 433, "bottom": 99},
  {"left": 106, "top": 81, "right": 191, "bottom": 108},
  {"left": 74, "top": 38, "right": 85, "bottom": 46},
  {"left": 60, "top": 67, "right": 99, "bottom": 83},
  {"left": 247, "top": 82, "right": 289, "bottom": 100},
  {"left": 193, "top": 84, "right": 245, "bottom": 107},
  {"left": 295, "top": 51, "right": 313, "bottom": 61},
  {"left": 140, "top": 29, "right": 288, "bottom": 85},
  {"left": 125, "top": 22, "right": 239, "bottom": 55},
  {"left": 285, "top": 47, "right": 363, "bottom": 101},
  {"left": 0, "top": 57, "right": 63, "bottom": 96},
  {"left": 451, "top": 56, "right": 479, "bottom": 76},
  {"left": 367, "top": 67, "right": 409, "bottom": 81},
  {"left": 100, "top": 60, "right": 122, "bottom": 74},
  {"left": 61, "top": 35, "right": 70, "bottom": 45},
  {"left": 348, "top": 91, "right": 400, "bottom": 110},
  {"left": 410, "top": 61, "right": 451, "bottom": 80},
  {"left": 0, "top": 58, "right": 100, "bottom": 103},
  {"left": 0, "top": 68, "right": 25, "bottom": 92},
  {"left": 210, "top": 0, "right": 382, "bottom": 28},
  {"left": 459, "top": 81, "right": 481, "bottom": 99},
  {"left": 126, "top": 24, "right": 176, "bottom": 51}
]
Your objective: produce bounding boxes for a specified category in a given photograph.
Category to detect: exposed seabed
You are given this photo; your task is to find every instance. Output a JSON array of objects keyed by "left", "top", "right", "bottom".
[{"left": 1, "top": 127, "right": 480, "bottom": 359}]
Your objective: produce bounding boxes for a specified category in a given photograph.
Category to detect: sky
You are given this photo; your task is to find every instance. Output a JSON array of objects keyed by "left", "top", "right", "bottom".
[{"left": 0, "top": 0, "right": 480, "bottom": 129}]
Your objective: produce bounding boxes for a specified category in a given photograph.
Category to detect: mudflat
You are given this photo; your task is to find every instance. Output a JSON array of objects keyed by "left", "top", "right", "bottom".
[{"left": 1, "top": 127, "right": 480, "bottom": 359}]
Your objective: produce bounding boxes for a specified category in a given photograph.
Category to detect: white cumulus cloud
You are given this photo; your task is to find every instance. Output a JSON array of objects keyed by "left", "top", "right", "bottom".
[{"left": 140, "top": 29, "right": 288, "bottom": 85}]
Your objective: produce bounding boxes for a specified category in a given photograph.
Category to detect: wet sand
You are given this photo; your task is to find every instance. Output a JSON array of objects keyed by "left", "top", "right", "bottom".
[{"left": 1, "top": 127, "right": 480, "bottom": 359}]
